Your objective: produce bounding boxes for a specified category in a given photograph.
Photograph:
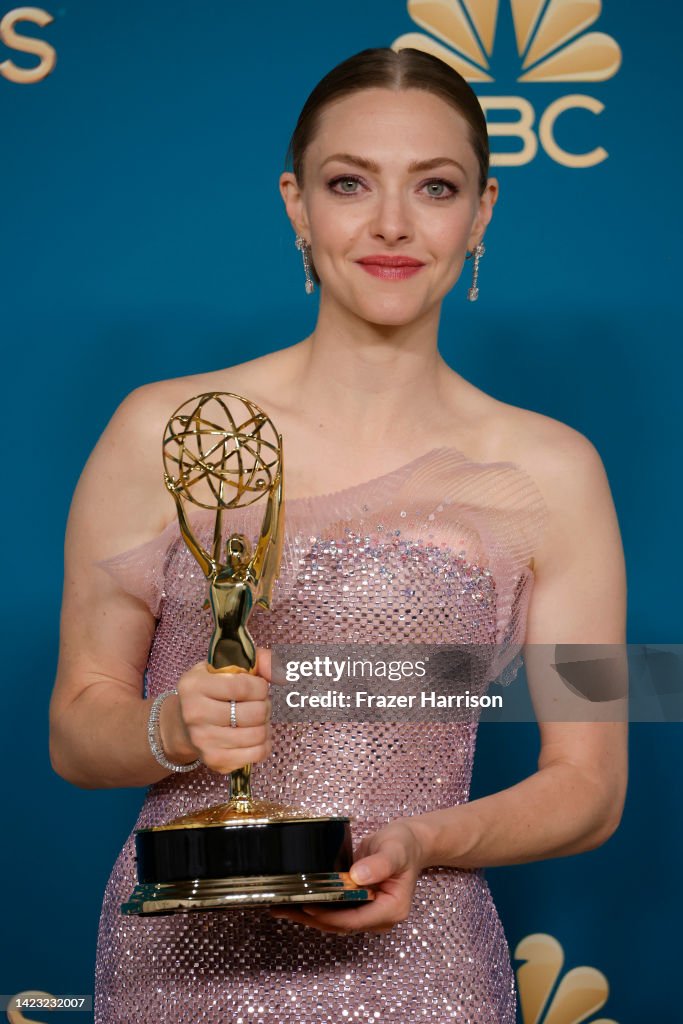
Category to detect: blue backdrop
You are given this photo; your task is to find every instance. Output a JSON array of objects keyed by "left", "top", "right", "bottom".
[{"left": 2, "top": 2, "right": 681, "bottom": 1022}]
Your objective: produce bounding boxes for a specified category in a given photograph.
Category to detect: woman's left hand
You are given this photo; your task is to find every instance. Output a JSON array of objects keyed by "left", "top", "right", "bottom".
[{"left": 269, "top": 818, "right": 427, "bottom": 934}]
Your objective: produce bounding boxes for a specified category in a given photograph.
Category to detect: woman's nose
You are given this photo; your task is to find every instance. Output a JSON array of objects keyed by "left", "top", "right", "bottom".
[{"left": 368, "top": 189, "right": 413, "bottom": 243}]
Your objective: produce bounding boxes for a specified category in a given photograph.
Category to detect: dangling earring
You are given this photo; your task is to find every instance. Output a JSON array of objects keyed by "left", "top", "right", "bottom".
[
  {"left": 295, "top": 234, "right": 315, "bottom": 294},
  {"left": 465, "top": 241, "right": 486, "bottom": 301}
]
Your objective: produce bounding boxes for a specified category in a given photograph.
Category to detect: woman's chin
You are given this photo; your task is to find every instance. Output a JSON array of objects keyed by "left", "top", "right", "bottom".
[{"left": 350, "top": 293, "right": 429, "bottom": 327}]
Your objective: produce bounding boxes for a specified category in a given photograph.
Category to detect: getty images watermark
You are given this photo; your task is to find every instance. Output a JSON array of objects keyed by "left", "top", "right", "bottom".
[
  {"left": 281, "top": 653, "right": 500, "bottom": 712},
  {"left": 268, "top": 644, "right": 683, "bottom": 723}
]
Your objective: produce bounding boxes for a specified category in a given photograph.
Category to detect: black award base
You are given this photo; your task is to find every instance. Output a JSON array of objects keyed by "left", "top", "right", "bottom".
[{"left": 121, "top": 805, "right": 374, "bottom": 915}]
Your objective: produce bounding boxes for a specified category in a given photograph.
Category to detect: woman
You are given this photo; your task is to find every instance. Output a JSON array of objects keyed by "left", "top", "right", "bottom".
[{"left": 50, "top": 47, "right": 628, "bottom": 1023}]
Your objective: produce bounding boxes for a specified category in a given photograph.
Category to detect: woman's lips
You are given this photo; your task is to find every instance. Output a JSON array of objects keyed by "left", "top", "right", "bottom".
[{"left": 356, "top": 263, "right": 425, "bottom": 280}]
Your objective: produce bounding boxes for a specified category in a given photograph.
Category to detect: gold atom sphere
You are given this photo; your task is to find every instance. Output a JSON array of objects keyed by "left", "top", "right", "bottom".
[{"left": 162, "top": 392, "right": 281, "bottom": 510}]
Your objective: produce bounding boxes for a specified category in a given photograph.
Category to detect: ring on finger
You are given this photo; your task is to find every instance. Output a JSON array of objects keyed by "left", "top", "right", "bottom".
[{"left": 230, "top": 700, "right": 237, "bottom": 728}]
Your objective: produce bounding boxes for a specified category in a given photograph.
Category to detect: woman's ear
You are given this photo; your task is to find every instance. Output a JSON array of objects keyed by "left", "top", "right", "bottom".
[
  {"left": 279, "top": 172, "right": 310, "bottom": 239},
  {"left": 468, "top": 177, "right": 499, "bottom": 251}
]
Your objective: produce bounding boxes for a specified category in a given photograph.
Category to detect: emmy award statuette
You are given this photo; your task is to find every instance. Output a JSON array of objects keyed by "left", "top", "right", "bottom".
[{"left": 122, "top": 393, "right": 374, "bottom": 915}]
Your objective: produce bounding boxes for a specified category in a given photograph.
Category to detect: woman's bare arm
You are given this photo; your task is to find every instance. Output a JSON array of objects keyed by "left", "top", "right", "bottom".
[
  {"left": 49, "top": 383, "right": 272, "bottom": 789},
  {"left": 407, "top": 425, "right": 628, "bottom": 869},
  {"left": 50, "top": 384, "right": 187, "bottom": 787}
]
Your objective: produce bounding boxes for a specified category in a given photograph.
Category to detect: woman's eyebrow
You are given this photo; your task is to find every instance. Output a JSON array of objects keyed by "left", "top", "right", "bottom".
[{"left": 320, "top": 152, "right": 468, "bottom": 178}]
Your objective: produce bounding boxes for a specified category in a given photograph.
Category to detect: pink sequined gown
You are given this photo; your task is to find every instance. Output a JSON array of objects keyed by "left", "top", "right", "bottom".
[{"left": 94, "top": 447, "right": 548, "bottom": 1023}]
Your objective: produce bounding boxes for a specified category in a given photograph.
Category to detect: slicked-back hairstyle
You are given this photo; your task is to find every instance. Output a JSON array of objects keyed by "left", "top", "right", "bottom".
[{"left": 284, "top": 47, "right": 490, "bottom": 286}]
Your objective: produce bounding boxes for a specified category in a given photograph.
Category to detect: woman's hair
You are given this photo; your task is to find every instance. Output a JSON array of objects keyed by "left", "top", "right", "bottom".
[{"left": 284, "top": 47, "right": 490, "bottom": 286}]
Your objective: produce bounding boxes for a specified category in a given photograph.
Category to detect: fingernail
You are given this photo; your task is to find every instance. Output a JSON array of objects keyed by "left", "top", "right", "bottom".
[{"left": 350, "top": 864, "right": 371, "bottom": 883}]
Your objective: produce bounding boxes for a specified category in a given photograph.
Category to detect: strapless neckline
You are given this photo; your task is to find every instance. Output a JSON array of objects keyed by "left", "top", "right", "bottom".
[{"left": 97, "top": 445, "right": 549, "bottom": 587}]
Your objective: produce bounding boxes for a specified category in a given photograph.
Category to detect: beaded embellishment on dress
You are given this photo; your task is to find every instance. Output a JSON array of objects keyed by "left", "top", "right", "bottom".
[{"left": 94, "top": 447, "right": 548, "bottom": 1023}]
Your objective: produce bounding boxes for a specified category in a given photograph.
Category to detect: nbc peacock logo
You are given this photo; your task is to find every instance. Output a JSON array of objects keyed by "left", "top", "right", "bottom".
[
  {"left": 391, "top": 0, "right": 623, "bottom": 167},
  {"left": 515, "top": 933, "right": 619, "bottom": 1024}
]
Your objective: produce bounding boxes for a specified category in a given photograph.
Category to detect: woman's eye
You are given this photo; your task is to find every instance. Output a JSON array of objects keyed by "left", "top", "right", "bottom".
[
  {"left": 328, "top": 176, "right": 362, "bottom": 194},
  {"left": 423, "top": 179, "right": 459, "bottom": 199},
  {"left": 327, "top": 175, "right": 458, "bottom": 200}
]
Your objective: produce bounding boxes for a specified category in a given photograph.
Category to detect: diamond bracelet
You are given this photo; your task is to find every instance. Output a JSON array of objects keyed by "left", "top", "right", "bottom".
[{"left": 147, "top": 689, "right": 201, "bottom": 773}]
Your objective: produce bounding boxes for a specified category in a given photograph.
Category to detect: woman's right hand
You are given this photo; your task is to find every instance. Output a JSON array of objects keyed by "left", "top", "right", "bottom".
[{"left": 160, "top": 647, "right": 273, "bottom": 774}]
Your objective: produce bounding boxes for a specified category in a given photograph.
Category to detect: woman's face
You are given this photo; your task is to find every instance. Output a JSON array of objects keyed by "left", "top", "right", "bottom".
[{"left": 280, "top": 87, "right": 498, "bottom": 326}]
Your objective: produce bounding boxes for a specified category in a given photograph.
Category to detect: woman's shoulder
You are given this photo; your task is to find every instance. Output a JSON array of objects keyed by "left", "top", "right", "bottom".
[
  {"left": 101, "top": 352, "right": 291, "bottom": 495},
  {"left": 494, "top": 401, "right": 609, "bottom": 503},
  {"left": 117, "top": 348, "right": 296, "bottom": 426},
  {"left": 490, "top": 400, "right": 619, "bottom": 569},
  {"left": 79, "top": 356, "right": 283, "bottom": 544},
  {"left": 441, "top": 373, "right": 606, "bottom": 494},
  {"left": 475, "top": 399, "right": 618, "bottom": 580},
  {"left": 492, "top": 400, "right": 602, "bottom": 467}
]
